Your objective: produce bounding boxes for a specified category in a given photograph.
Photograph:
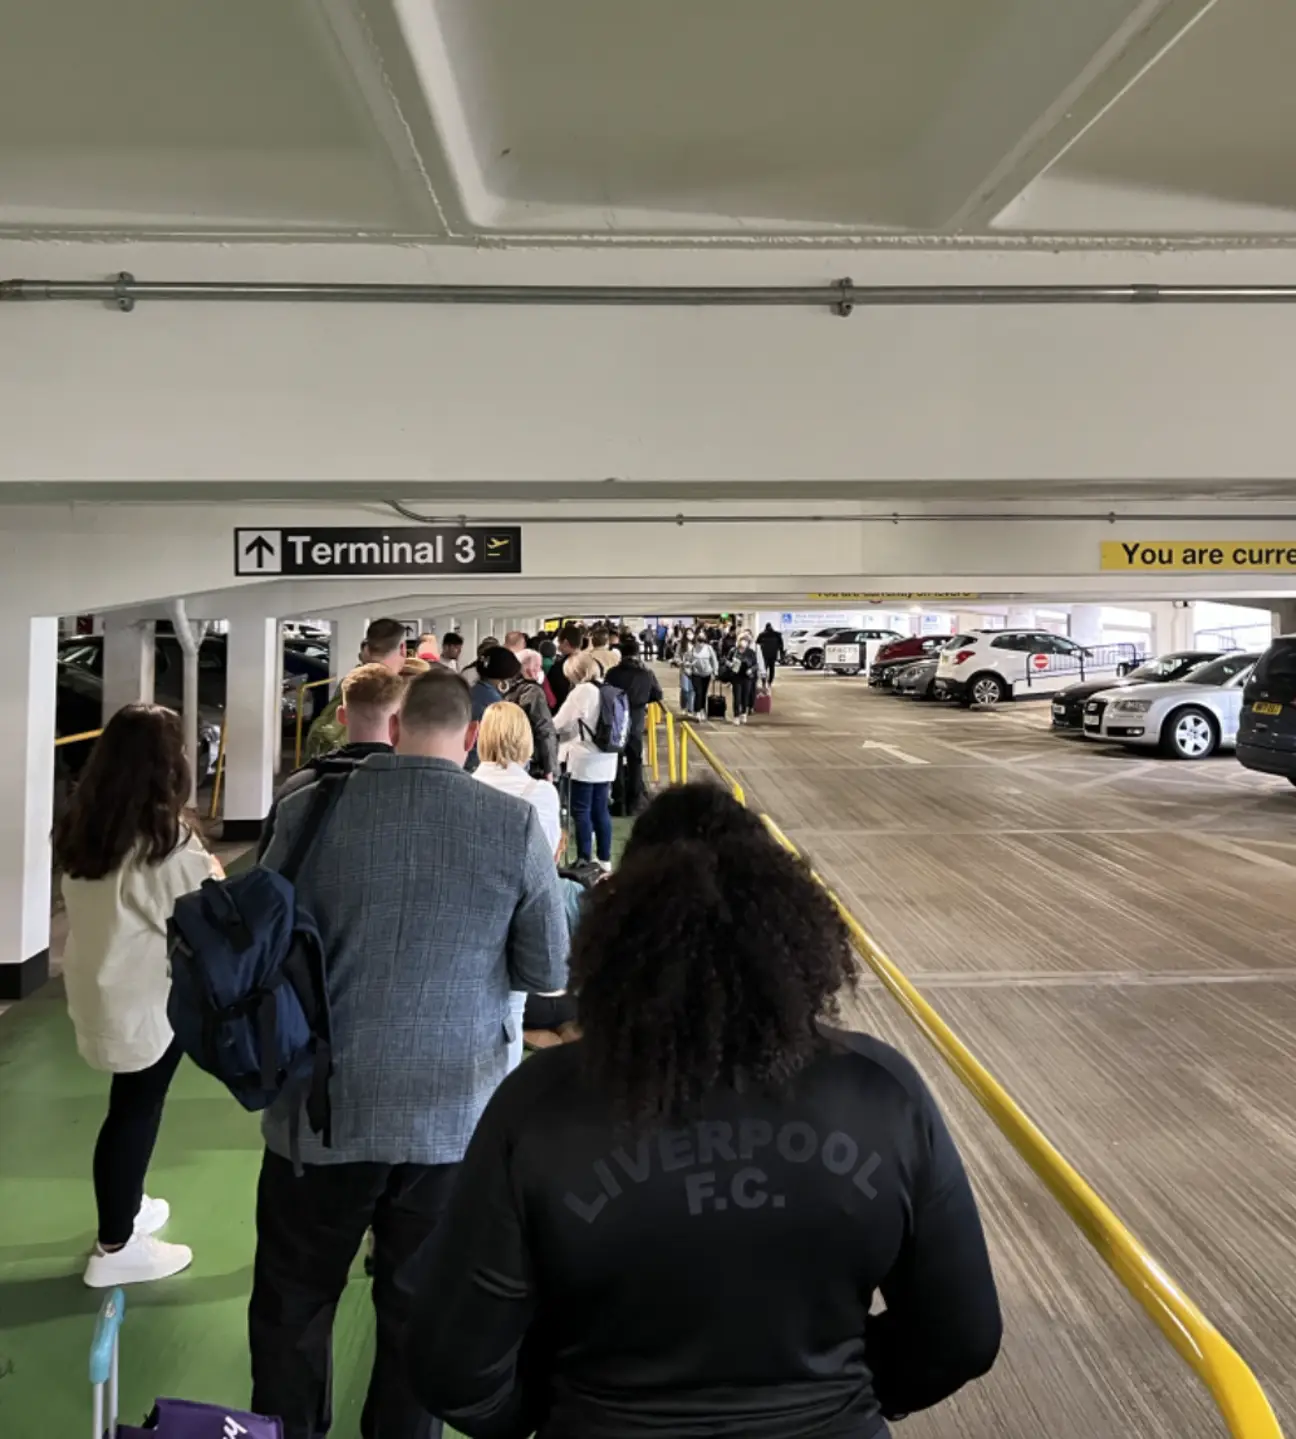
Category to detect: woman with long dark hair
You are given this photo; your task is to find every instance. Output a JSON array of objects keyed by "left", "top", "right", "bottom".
[
  {"left": 54, "top": 703, "right": 220, "bottom": 1287},
  {"left": 408, "top": 785, "right": 1002, "bottom": 1438}
]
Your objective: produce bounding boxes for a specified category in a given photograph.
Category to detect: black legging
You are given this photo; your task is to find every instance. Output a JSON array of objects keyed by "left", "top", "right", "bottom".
[
  {"left": 691, "top": 675, "right": 712, "bottom": 715},
  {"left": 93, "top": 1039, "right": 184, "bottom": 1246},
  {"left": 733, "top": 675, "right": 758, "bottom": 716}
]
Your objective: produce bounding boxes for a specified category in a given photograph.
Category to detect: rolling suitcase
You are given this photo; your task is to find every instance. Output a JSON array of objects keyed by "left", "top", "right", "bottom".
[
  {"left": 754, "top": 692, "right": 772, "bottom": 715},
  {"left": 91, "top": 1287, "right": 284, "bottom": 1437},
  {"left": 706, "top": 693, "right": 728, "bottom": 720}
]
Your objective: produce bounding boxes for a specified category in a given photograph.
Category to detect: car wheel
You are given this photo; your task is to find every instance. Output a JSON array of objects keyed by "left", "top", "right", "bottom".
[
  {"left": 1161, "top": 707, "right": 1218, "bottom": 760},
  {"left": 803, "top": 650, "right": 824, "bottom": 671},
  {"left": 965, "top": 673, "right": 1008, "bottom": 708}
]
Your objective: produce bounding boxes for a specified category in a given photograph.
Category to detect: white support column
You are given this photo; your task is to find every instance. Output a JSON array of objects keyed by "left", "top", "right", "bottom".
[
  {"left": 101, "top": 616, "right": 156, "bottom": 715},
  {"left": 223, "top": 616, "right": 280, "bottom": 841},
  {"left": 462, "top": 617, "right": 480, "bottom": 656},
  {"left": 324, "top": 612, "right": 367, "bottom": 697},
  {"left": 1069, "top": 604, "right": 1103, "bottom": 647},
  {"left": 1151, "top": 601, "right": 1195, "bottom": 653},
  {"left": 0, "top": 616, "right": 58, "bottom": 997},
  {"left": 1270, "top": 601, "right": 1296, "bottom": 637}
]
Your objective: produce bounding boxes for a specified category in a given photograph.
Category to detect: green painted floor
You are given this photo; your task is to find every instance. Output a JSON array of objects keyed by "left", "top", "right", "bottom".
[{"left": 0, "top": 818, "right": 634, "bottom": 1437}]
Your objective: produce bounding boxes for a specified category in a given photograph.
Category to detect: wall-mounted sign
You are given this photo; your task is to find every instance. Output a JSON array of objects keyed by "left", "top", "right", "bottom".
[
  {"left": 808, "top": 592, "right": 980, "bottom": 602},
  {"left": 234, "top": 526, "right": 522, "bottom": 578},
  {"left": 1100, "top": 540, "right": 1296, "bottom": 573}
]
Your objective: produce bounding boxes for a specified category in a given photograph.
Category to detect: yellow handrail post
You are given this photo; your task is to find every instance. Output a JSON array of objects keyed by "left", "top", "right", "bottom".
[
  {"left": 647, "top": 704, "right": 659, "bottom": 783},
  {"left": 207, "top": 720, "right": 230, "bottom": 821},
  {"left": 665, "top": 711, "right": 677, "bottom": 784},
  {"left": 679, "top": 723, "right": 689, "bottom": 785}
]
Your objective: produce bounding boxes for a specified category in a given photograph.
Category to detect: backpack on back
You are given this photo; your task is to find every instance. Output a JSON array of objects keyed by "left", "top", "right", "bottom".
[
  {"left": 581, "top": 680, "right": 630, "bottom": 754},
  {"left": 167, "top": 773, "right": 350, "bottom": 1164}
]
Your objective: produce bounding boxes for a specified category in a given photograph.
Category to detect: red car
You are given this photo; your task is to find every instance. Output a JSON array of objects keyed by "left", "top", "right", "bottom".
[{"left": 869, "top": 635, "right": 952, "bottom": 688}]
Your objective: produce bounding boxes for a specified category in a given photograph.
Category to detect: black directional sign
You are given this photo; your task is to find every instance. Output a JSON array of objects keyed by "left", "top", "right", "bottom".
[{"left": 234, "top": 526, "right": 522, "bottom": 578}]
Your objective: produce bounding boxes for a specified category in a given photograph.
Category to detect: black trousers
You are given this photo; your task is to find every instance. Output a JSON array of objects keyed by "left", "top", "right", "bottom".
[
  {"left": 623, "top": 732, "right": 647, "bottom": 813},
  {"left": 733, "top": 675, "right": 758, "bottom": 716},
  {"left": 249, "top": 1151, "right": 458, "bottom": 1439},
  {"left": 93, "top": 1038, "right": 185, "bottom": 1247},
  {"left": 691, "top": 675, "right": 712, "bottom": 715}
]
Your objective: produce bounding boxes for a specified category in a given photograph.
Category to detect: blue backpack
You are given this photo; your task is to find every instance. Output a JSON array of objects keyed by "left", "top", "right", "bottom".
[
  {"left": 167, "top": 773, "right": 349, "bottom": 1161},
  {"left": 582, "top": 680, "right": 631, "bottom": 753}
]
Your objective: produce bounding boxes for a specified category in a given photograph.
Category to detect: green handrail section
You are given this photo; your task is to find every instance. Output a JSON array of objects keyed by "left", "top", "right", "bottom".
[{"left": 671, "top": 715, "right": 1282, "bottom": 1439}]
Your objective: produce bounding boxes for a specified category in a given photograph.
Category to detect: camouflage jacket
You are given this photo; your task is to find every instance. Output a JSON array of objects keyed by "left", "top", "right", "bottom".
[{"left": 302, "top": 692, "right": 345, "bottom": 761}]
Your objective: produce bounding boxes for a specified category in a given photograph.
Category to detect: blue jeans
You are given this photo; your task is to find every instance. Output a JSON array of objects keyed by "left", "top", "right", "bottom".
[{"left": 570, "top": 779, "right": 613, "bottom": 863}]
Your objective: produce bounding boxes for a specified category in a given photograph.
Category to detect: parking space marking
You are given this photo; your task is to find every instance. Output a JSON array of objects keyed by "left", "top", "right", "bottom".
[{"left": 860, "top": 740, "right": 929, "bottom": 765}]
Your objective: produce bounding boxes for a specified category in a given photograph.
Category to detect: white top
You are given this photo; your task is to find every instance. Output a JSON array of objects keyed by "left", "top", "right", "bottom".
[
  {"left": 61, "top": 829, "right": 219, "bottom": 1073},
  {"left": 474, "top": 762, "right": 563, "bottom": 856},
  {"left": 553, "top": 681, "right": 621, "bottom": 783}
]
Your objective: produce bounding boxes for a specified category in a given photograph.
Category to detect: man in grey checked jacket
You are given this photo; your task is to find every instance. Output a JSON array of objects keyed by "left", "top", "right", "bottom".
[{"left": 249, "top": 666, "right": 569, "bottom": 1439}]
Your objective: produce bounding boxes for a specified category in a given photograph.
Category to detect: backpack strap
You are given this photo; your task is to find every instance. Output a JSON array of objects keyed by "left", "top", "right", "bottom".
[{"left": 276, "top": 770, "right": 351, "bottom": 884}]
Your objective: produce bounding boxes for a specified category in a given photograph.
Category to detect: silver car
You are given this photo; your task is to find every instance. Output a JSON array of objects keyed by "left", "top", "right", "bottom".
[
  {"left": 892, "top": 655, "right": 940, "bottom": 699},
  {"left": 1083, "top": 653, "right": 1259, "bottom": 759}
]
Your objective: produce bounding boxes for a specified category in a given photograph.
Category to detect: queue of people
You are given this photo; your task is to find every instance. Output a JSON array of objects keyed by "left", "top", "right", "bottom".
[{"left": 50, "top": 614, "right": 1001, "bottom": 1439}]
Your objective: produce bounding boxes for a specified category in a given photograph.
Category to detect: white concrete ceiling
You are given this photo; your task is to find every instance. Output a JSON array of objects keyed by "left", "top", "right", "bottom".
[{"left": 0, "top": 0, "right": 1292, "bottom": 243}]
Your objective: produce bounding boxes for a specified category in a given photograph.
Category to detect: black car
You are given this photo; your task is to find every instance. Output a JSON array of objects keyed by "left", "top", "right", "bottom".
[
  {"left": 1237, "top": 636, "right": 1296, "bottom": 785},
  {"left": 1049, "top": 651, "right": 1225, "bottom": 731}
]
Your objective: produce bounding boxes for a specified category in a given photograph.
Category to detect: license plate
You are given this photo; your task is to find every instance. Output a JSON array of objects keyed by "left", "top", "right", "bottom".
[{"left": 1252, "top": 701, "right": 1283, "bottom": 716}]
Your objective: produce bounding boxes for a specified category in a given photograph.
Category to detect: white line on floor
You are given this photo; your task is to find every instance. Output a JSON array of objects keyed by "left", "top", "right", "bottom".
[{"left": 861, "top": 740, "right": 929, "bottom": 765}]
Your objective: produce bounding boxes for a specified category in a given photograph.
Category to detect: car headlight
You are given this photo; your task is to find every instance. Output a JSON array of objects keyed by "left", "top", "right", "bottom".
[{"left": 1112, "top": 699, "right": 1152, "bottom": 713}]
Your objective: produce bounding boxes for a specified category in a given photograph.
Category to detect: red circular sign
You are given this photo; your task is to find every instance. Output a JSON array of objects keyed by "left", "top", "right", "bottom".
[{"left": 1032, "top": 653, "right": 1049, "bottom": 670}]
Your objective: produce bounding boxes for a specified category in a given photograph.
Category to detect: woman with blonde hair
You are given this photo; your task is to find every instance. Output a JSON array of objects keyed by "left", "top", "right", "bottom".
[{"left": 552, "top": 649, "right": 619, "bottom": 869}]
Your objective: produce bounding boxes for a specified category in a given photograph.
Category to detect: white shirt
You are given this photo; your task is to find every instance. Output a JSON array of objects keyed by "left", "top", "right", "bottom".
[
  {"left": 474, "top": 762, "right": 562, "bottom": 855},
  {"left": 553, "top": 681, "right": 621, "bottom": 783},
  {"left": 61, "top": 829, "right": 219, "bottom": 1073}
]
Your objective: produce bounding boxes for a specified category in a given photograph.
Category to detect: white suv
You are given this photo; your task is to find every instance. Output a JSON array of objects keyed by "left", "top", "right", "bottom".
[{"left": 934, "top": 630, "right": 1136, "bottom": 708}]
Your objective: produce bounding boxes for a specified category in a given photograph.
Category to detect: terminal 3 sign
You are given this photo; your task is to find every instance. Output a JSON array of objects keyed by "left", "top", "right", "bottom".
[
  {"left": 234, "top": 526, "right": 522, "bottom": 577},
  {"left": 1100, "top": 540, "right": 1296, "bottom": 573}
]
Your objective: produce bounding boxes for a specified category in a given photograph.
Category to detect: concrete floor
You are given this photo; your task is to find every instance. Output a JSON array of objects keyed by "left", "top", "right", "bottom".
[{"left": 695, "top": 670, "right": 1296, "bottom": 1439}]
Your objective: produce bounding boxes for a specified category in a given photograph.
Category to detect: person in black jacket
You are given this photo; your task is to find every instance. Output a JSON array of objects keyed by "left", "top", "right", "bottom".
[
  {"left": 407, "top": 785, "right": 1002, "bottom": 1439},
  {"left": 546, "top": 623, "right": 585, "bottom": 713},
  {"left": 603, "top": 636, "right": 664, "bottom": 815},
  {"left": 509, "top": 650, "right": 561, "bottom": 780},
  {"left": 757, "top": 623, "right": 785, "bottom": 686},
  {"left": 725, "top": 633, "right": 760, "bottom": 724}
]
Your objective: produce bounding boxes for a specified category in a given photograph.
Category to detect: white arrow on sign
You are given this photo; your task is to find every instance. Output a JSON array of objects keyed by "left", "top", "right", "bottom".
[{"left": 861, "top": 739, "right": 929, "bottom": 766}]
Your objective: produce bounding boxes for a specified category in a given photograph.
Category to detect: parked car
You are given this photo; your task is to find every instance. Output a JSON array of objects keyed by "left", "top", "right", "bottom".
[
  {"left": 934, "top": 630, "right": 1143, "bottom": 708},
  {"left": 1236, "top": 635, "right": 1296, "bottom": 785},
  {"left": 892, "top": 654, "right": 942, "bottom": 700},
  {"left": 1082, "top": 652, "right": 1259, "bottom": 759},
  {"left": 1050, "top": 651, "right": 1228, "bottom": 732},
  {"left": 785, "top": 627, "right": 847, "bottom": 669},
  {"left": 821, "top": 628, "right": 904, "bottom": 675},
  {"left": 870, "top": 635, "right": 952, "bottom": 688},
  {"left": 56, "top": 648, "right": 223, "bottom": 780}
]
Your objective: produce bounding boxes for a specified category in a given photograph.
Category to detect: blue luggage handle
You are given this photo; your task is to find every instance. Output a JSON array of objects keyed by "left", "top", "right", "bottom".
[
  {"left": 89, "top": 1287, "right": 125, "bottom": 1385},
  {"left": 90, "top": 1287, "right": 125, "bottom": 1437}
]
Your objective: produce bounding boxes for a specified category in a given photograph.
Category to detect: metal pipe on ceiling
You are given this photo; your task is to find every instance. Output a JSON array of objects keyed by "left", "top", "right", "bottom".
[
  {"left": 7, "top": 274, "right": 1296, "bottom": 313},
  {"left": 386, "top": 501, "right": 1296, "bottom": 526}
]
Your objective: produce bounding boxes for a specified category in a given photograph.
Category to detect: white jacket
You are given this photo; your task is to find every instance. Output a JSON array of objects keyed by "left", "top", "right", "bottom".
[
  {"left": 553, "top": 681, "right": 621, "bottom": 784},
  {"left": 61, "top": 830, "right": 219, "bottom": 1073}
]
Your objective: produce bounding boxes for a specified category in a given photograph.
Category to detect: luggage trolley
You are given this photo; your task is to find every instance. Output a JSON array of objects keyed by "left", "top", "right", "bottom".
[{"left": 89, "top": 1288, "right": 283, "bottom": 1437}]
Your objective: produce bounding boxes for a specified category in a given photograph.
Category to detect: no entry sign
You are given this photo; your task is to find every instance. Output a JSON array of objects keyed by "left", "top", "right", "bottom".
[
  {"left": 234, "top": 526, "right": 522, "bottom": 578},
  {"left": 1032, "top": 652, "right": 1050, "bottom": 671}
]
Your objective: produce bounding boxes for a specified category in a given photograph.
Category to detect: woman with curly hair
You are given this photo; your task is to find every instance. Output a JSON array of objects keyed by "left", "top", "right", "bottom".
[{"left": 408, "top": 786, "right": 1001, "bottom": 1439}]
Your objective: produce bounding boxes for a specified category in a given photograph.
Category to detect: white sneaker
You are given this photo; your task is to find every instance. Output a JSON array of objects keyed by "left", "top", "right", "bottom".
[
  {"left": 597, "top": 859, "right": 613, "bottom": 874},
  {"left": 84, "top": 1232, "right": 193, "bottom": 1288},
  {"left": 134, "top": 1194, "right": 169, "bottom": 1236}
]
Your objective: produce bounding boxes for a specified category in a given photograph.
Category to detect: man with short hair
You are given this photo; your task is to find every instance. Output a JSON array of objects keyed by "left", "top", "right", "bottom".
[
  {"left": 586, "top": 626, "right": 620, "bottom": 679},
  {"left": 545, "top": 623, "right": 585, "bottom": 712},
  {"left": 503, "top": 630, "right": 529, "bottom": 654},
  {"left": 303, "top": 618, "right": 407, "bottom": 761},
  {"left": 605, "top": 636, "right": 664, "bottom": 816},
  {"left": 252, "top": 667, "right": 568, "bottom": 1439},
  {"left": 439, "top": 632, "right": 464, "bottom": 671},
  {"left": 257, "top": 663, "right": 404, "bottom": 859}
]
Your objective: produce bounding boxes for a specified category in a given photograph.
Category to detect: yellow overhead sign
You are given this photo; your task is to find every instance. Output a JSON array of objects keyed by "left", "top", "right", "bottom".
[
  {"left": 808, "top": 592, "right": 979, "bottom": 602},
  {"left": 1101, "top": 540, "right": 1296, "bottom": 572}
]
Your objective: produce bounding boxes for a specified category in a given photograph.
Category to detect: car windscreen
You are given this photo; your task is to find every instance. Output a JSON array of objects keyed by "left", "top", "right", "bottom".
[
  {"left": 1251, "top": 640, "right": 1296, "bottom": 687},
  {"left": 1186, "top": 654, "right": 1260, "bottom": 686},
  {"left": 1129, "top": 654, "right": 1209, "bottom": 681}
]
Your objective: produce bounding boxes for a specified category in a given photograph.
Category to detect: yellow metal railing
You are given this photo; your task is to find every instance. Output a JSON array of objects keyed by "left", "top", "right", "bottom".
[
  {"left": 664, "top": 711, "right": 1283, "bottom": 1439},
  {"left": 677, "top": 721, "right": 745, "bottom": 805},
  {"left": 293, "top": 675, "right": 338, "bottom": 768},
  {"left": 54, "top": 728, "right": 104, "bottom": 748}
]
